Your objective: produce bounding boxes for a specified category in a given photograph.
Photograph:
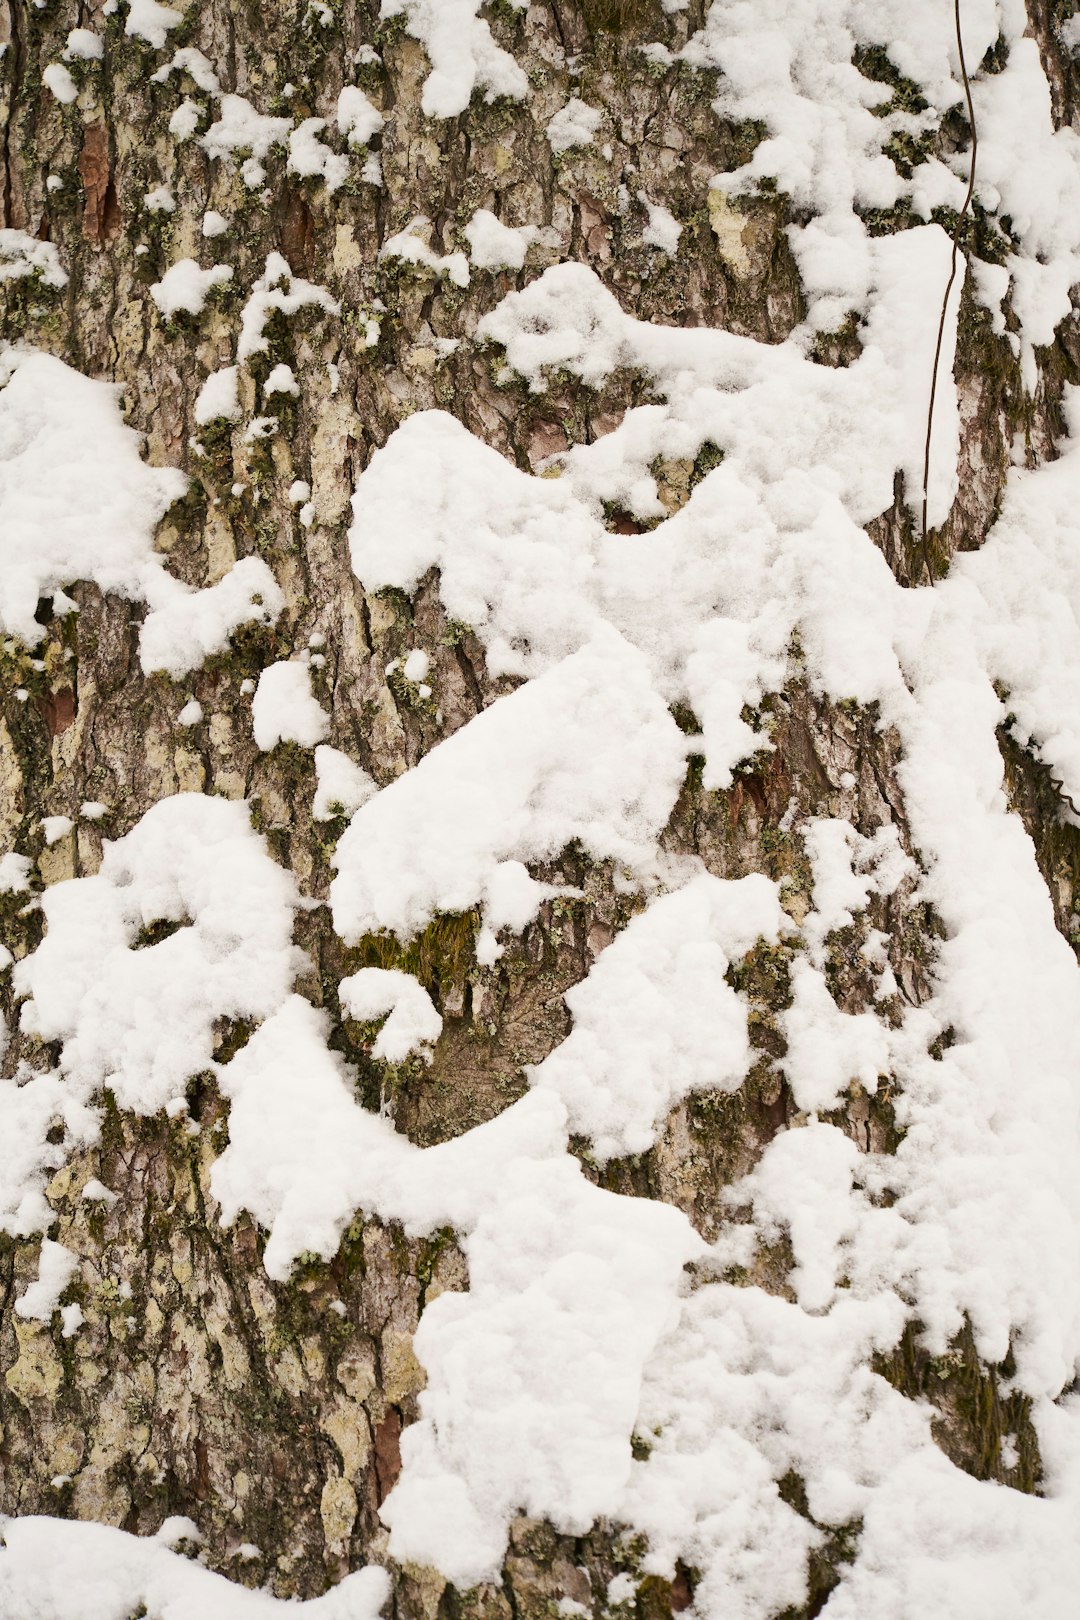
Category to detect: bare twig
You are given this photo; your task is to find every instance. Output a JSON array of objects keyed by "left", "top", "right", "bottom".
[{"left": 921, "top": 0, "right": 978, "bottom": 569}]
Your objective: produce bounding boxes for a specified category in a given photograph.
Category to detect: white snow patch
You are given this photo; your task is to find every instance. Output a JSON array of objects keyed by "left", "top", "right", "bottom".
[
  {"left": 237, "top": 253, "right": 340, "bottom": 363},
  {"left": 150, "top": 258, "right": 232, "bottom": 319},
  {"left": 287, "top": 118, "right": 349, "bottom": 193},
  {"left": 0, "top": 230, "right": 68, "bottom": 288},
  {"left": 313, "top": 745, "right": 376, "bottom": 821},
  {"left": 14, "top": 794, "right": 304, "bottom": 1115},
  {"left": 379, "top": 217, "right": 469, "bottom": 288},
  {"left": 336, "top": 85, "right": 384, "bottom": 147},
  {"left": 194, "top": 364, "right": 242, "bottom": 426},
  {"left": 339, "top": 967, "right": 443, "bottom": 1063},
  {"left": 546, "top": 98, "right": 601, "bottom": 153},
  {"left": 252, "top": 659, "right": 329, "bottom": 750},
  {"left": 41, "top": 816, "right": 73, "bottom": 846},
  {"left": 42, "top": 63, "right": 79, "bottom": 104},
  {"left": 124, "top": 0, "right": 183, "bottom": 47},
  {"left": 464, "top": 209, "right": 535, "bottom": 271},
  {"left": 378, "top": 0, "right": 527, "bottom": 118},
  {"left": 63, "top": 28, "right": 103, "bottom": 61},
  {"left": 14, "top": 1239, "right": 79, "bottom": 1322},
  {"left": 530, "top": 873, "right": 787, "bottom": 1160}
]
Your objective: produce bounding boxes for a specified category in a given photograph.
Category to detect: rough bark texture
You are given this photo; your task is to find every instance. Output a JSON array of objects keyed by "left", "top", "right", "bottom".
[{"left": 1, "top": 1, "right": 1079, "bottom": 1616}]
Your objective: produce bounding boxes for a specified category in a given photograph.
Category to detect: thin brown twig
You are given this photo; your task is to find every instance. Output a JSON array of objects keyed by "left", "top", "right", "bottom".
[
  {"left": 920, "top": 0, "right": 978, "bottom": 573},
  {"left": 1050, "top": 773, "right": 1080, "bottom": 819}
]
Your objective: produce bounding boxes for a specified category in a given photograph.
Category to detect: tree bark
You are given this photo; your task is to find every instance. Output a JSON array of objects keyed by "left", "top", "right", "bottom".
[{"left": 2, "top": 2, "right": 1080, "bottom": 1617}]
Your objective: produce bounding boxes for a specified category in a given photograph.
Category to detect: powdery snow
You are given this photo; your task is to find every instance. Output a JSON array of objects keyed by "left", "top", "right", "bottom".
[
  {"left": 14, "top": 794, "right": 304, "bottom": 1115},
  {"left": 287, "top": 118, "right": 349, "bottom": 193},
  {"left": 546, "top": 98, "right": 602, "bottom": 153},
  {"left": 0, "top": 230, "right": 68, "bottom": 288},
  {"left": 378, "top": 0, "right": 528, "bottom": 118},
  {"left": 0, "top": 1517, "right": 389, "bottom": 1620},
  {"left": 150, "top": 258, "right": 233, "bottom": 319},
  {"left": 0, "top": 347, "right": 282, "bottom": 672},
  {"left": 194, "top": 363, "right": 242, "bottom": 425},
  {"left": 252, "top": 659, "right": 330, "bottom": 750},
  {"left": 237, "top": 253, "right": 340, "bottom": 363},
  {"left": 338, "top": 967, "right": 443, "bottom": 1062},
  {"left": 312, "top": 744, "right": 376, "bottom": 821},
  {"left": 336, "top": 84, "right": 384, "bottom": 147},
  {"left": 14, "top": 1239, "right": 79, "bottom": 1323},
  {"left": 124, "top": 0, "right": 183, "bottom": 48},
  {"left": 464, "top": 209, "right": 536, "bottom": 270},
  {"left": 330, "top": 631, "right": 688, "bottom": 943},
  {"left": 9, "top": 10, "right": 1080, "bottom": 1618},
  {"left": 379, "top": 217, "right": 470, "bottom": 287},
  {"left": 530, "top": 874, "right": 787, "bottom": 1161},
  {"left": 42, "top": 63, "right": 79, "bottom": 105}
]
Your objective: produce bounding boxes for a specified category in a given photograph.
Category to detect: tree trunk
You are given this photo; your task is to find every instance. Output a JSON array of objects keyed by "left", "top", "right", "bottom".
[{"left": 2, "top": 2, "right": 1080, "bottom": 1617}]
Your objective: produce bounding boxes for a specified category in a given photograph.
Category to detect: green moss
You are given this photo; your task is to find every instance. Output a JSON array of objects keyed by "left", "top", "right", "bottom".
[
  {"left": 343, "top": 909, "right": 480, "bottom": 997},
  {"left": 883, "top": 128, "right": 934, "bottom": 179},
  {"left": 132, "top": 916, "right": 189, "bottom": 950},
  {"left": 852, "top": 44, "right": 929, "bottom": 116},
  {"left": 861, "top": 197, "right": 914, "bottom": 238},
  {"left": 577, "top": 0, "right": 659, "bottom": 33},
  {"left": 875, "top": 1320, "right": 1041, "bottom": 1491},
  {"left": 690, "top": 439, "right": 724, "bottom": 487}
]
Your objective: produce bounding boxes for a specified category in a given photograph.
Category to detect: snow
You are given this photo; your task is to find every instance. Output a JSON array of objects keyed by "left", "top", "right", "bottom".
[
  {"left": 252, "top": 659, "right": 329, "bottom": 750},
  {"left": 0, "top": 853, "right": 32, "bottom": 894},
  {"left": 401, "top": 648, "right": 429, "bottom": 682},
  {"left": 529, "top": 874, "right": 787, "bottom": 1161},
  {"left": 124, "top": 0, "right": 183, "bottom": 47},
  {"left": 14, "top": 795, "right": 305, "bottom": 1115},
  {"left": 0, "top": 1516, "right": 389, "bottom": 1619},
  {"left": 149, "top": 258, "right": 233, "bottom": 319},
  {"left": 10, "top": 9, "right": 1080, "bottom": 1617},
  {"left": 546, "top": 98, "right": 602, "bottom": 154},
  {"left": 194, "top": 363, "right": 241, "bottom": 425},
  {"left": 14, "top": 1239, "right": 79, "bottom": 1323},
  {"left": 202, "top": 209, "right": 229, "bottom": 237},
  {"left": 338, "top": 967, "right": 442, "bottom": 1062},
  {"left": 144, "top": 184, "right": 175, "bottom": 212},
  {"left": 287, "top": 118, "right": 349, "bottom": 193},
  {"left": 312, "top": 744, "right": 376, "bottom": 821},
  {"left": 0, "top": 1070, "right": 99, "bottom": 1236},
  {"left": 330, "top": 631, "right": 687, "bottom": 943},
  {"left": 336, "top": 85, "right": 384, "bottom": 147},
  {"left": 81, "top": 1178, "right": 117, "bottom": 1204},
  {"left": 0, "top": 350, "right": 185, "bottom": 650},
  {"left": 177, "top": 699, "right": 203, "bottom": 726},
  {"left": 154, "top": 44, "right": 220, "bottom": 89},
  {"left": 139, "top": 555, "right": 285, "bottom": 677},
  {"left": 0, "top": 230, "right": 68, "bottom": 288},
  {"left": 42, "top": 63, "right": 79, "bottom": 104},
  {"left": 237, "top": 254, "right": 340, "bottom": 363},
  {"left": 263, "top": 362, "right": 299, "bottom": 398},
  {"left": 41, "top": 816, "right": 73, "bottom": 846},
  {"left": 464, "top": 209, "right": 535, "bottom": 271},
  {"left": 378, "top": 0, "right": 528, "bottom": 118},
  {"left": 200, "top": 94, "right": 291, "bottom": 184},
  {"left": 639, "top": 192, "right": 682, "bottom": 254},
  {"left": 63, "top": 28, "right": 103, "bottom": 61},
  {"left": 169, "top": 98, "right": 201, "bottom": 139},
  {"left": 379, "top": 217, "right": 470, "bottom": 288}
]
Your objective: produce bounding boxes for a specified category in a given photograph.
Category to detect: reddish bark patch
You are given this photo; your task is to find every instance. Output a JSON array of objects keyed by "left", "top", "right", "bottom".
[
  {"left": 373, "top": 1408, "right": 402, "bottom": 1503},
  {"left": 282, "top": 193, "right": 315, "bottom": 276},
  {"left": 38, "top": 687, "right": 75, "bottom": 737},
  {"left": 79, "top": 124, "right": 120, "bottom": 245}
]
